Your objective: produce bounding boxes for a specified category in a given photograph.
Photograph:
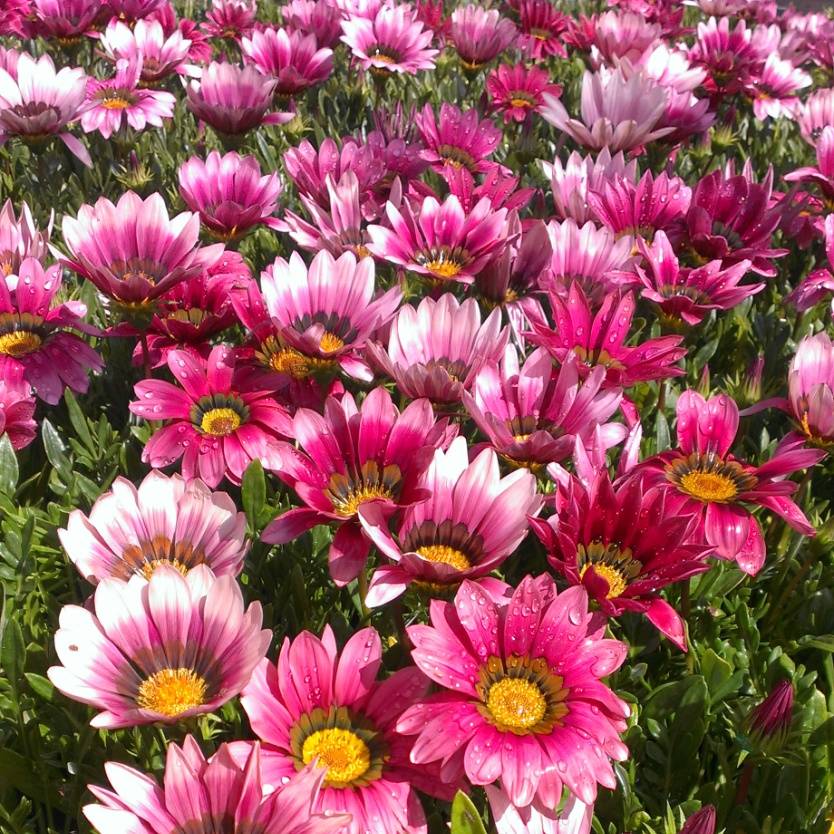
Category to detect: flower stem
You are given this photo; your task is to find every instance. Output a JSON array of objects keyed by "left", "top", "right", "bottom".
[{"left": 140, "top": 332, "right": 152, "bottom": 379}]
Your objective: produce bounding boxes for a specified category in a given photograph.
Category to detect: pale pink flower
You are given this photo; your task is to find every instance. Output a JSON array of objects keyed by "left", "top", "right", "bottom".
[{"left": 100, "top": 19, "right": 196, "bottom": 85}]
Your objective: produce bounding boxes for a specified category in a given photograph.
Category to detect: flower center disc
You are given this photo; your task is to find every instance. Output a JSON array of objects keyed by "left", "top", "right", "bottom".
[
  {"left": 200, "top": 407, "right": 241, "bottom": 436},
  {"left": 336, "top": 485, "right": 394, "bottom": 517},
  {"left": 319, "top": 331, "right": 345, "bottom": 354},
  {"left": 486, "top": 677, "right": 547, "bottom": 732},
  {"left": 139, "top": 558, "right": 189, "bottom": 580},
  {"left": 416, "top": 544, "right": 471, "bottom": 571},
  {"left": 99, "top": 92, "right": 133, "bottom": 110},
  {"left": 679, "top": 470, "right": 738, "bottom": 502},
  {"left": 302, "top": 727, "right": 371, "bottom": 786},
  {"left": 137, "top": 668, "right": 207, "bottom": 717},
  {"left": 0, "top": 330, "right": 42, "bottom": 357}
]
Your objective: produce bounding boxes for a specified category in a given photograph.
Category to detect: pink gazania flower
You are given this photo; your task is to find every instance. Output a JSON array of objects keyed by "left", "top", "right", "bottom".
[
  {"left": 367, "top": 194, "right": 510, "bottom": 284},
  {"left": 784, "top": 125, "right": 834, "bottom": 213},
  {"left": 108, "top": 0, "right": 165, "bottom": 23},
  {"left": 798, "top": 88, "right": 834, "bottom": 145},
  {"left": 785, "top": 331, "right": 834, "bottom": 447},
  {"left": 516, "top": 0, "right": 569, "bottom": 60},
  {"left": 0, "top": 357, "right": 36, "bottom": 451},
  {"left": 340, "top": 4, "right": 439, "bottom": 75},
  {"left": 398, "top": 575, "right": 630, "bottom": 809},
  {"left": 486, "top": 786, "right": 593, "bottom": 834},
  {"left": 0, "top": 258, "right": 102, "bottom": 404},
  {"left": 462, "top": 346, "right": 625, "bottom": 471},
  {"left": 59, "top": 469, "right": 247, "bottom": 585},
  {"left": 0, "top": 199, "right": 50, "bottom": 278},
  {"left": 639, "top": 391, "right": 824, "bottom": 575},
  {"left": 359, "top": 436, "right": 542, "bottom": 606},
  {"left": 31, "top": 0, "right": 101, "bottom": 42},
  {"left": 0, "top": 52, "right": 90, "bottom": 167},
  {"left": 241, "top": 27, "right": 334, "bottom": 97},
  {"left": 81, "top": 59, "right": 175, "bottom": 140},
  {"left": 178, "top": 150, "right": 284, "bottom": 242},
  {"left": 587, "top": 170, "right": 691, "bottom": 245},
  {"left": 241, "top": 626, "right": 450, "bottom": 834},
  {"left": 0, "top": 1, "right": 28, "bottom": 38},
  {"left": 586, "top": 10, "right": 661, "bottom": 67},
  {"left": 186, "top": 62, "right": 292, "bottom": 139},
  {"left": 540, "top": 66, "right": 672, "bottom": 153},
  {"left": 369, "top": 104, "right": 430, "bottom": 186},
  {"left": 688, "top": 16, "right": 758, "bottom": 96},
  {"left": 282, "top": 0, "right": 344, "bottom": 48},
  {"left": 543, "top": 149, "right": 637, "bottom": 225},
  {"left": 48, "top": 564, "right": 270, "bottom": 729},
  {"left": 261, "top": 387, "right": 444, "bottom": 585},
  {"left": 745, "top": 54, "right": 810, "bottom": 121},
  {"left": 100, "top": 19, "right": 195, "bottom": 86},
  {"left": 487, "top": 65, "right": 562, "bottom": 124},
  {"left": 530, "top": 471, "right": 711, "bottom": 651},
  {"left": 449, "top": 5, "right": 517, "bottom": 71},
  {"left": 232, "top": 250, "right": 401, "bottom": 386},
  {"left": 130, "top": 345, "right": 291, "bottom": 488},
  {"left": 367, "top": 294, "right": 508, "bottom": 407},
  {"left": 203, "top": 0, "right": 257, "bottom": 40},
  {"left": 635, "top": 231, "right": 763, "bottom": 326},
  {"left": 0, "top": 47, "right": 19, "bottom": 78},
  {"left": 642, "top": 43, "right": 707, "bottom": 95},
  {"left": 654, "top": 88, "right": 715, "bottom": 147},
  {"left": 415, "top": 102, "right": 503, "bottom": 180},
  {"left": 61, "top": 191, "right": 224, "bottom": 309},
  {"left": 529, "top": 284, "right": 686, "bottom": 388},
  {"left": 85, "top": 740, "right": 347, "bottom": 834}
]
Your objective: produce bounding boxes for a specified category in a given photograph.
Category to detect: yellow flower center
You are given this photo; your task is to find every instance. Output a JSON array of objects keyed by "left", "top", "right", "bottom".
[
  {"left": 199, "top": 407, "right": 241, "bottom": 436},
  {"left": 577, "top": 541, "right": 642, "bottom": 600},
  {"left": 0, "top": 330, "right": 42, "bottom": 357},
  {"left": 679, "top": 470, "right": 738, "bottom": 503},
  {"left": 136, "top": 668, "right": 207, "bottom": 717},
  {"left": 486, "top": 677, "right": 547, "bottom": 732},
  {"left": 302, "top": 728, "right": 371, "bottom": 786},
  {"left": 268, "top": 346, "right": 339, "bottom": 379},
  {"left": 335, "top": 485, "right": 394, "bottom": 517},
  {"left": 101, "top": 94, "right": 132, "bottom": 110},
  {"left": 579, "top": 563, "right": 627, "bottom": 599},
  {"left": 1, "top": 259, "right": 13, "bottom": 276},
  {"left": 139, "top": 558, "right": 189, "bottom": 580},
  {"left": 509, "top": 95, "right": 535, "bottom": 109},
  {"left": 319, "top": 331, "right": 345, "bottom": 354},
  {"left": 425, "top": 259, "right": 462, "bottom": 278},
  {"left": 416, "top": 544, "right": 471, "bottom": 571}
]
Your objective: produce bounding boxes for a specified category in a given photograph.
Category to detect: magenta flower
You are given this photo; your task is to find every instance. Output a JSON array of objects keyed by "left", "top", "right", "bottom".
[
  {"left": 746, "top": 54, "right": 810, "bottom": 121},
  {"left": 516, "top": 0, "right": 569, "bottom": 60},
  {"left": 178, "top": 150, "right": 284, "bottom": 241},
  {"left": 0, "top": 258, "right": 101, "bottom": 404},
  {"left": 449, "top": 5, "right": 517, "bottom": 70},
  {"left": 635, "top": 231, "right": 763, "bottom": 326},
  {"left": 241, "top": 27, "right": 334, "bottom": 97},
  {"left": 639, "top": 391, "right": 823, "bottom": 575},
  {"left": 367, "top": 194, "right": 509, "bottom": 284},
  {"left": 100, "top": 19, "right": 195, "bottom": 85},
  {"left": 462, "top": 346, "right": 625, "bottom": 471},
  {"left": 0, "top": 47, "right": 19, "bottom": 79},
  {"left": 798, "top": 88, "right": 834, "bottom": 145},
  {"left": 531, "top": 471, "right": 711, "bottom": 650},
  {"left": 785, "top": 215, "right": 834, "bottom": 312},
  {"left": 784, "top": 124, "right": 834, "bottom": 209},
  {"left": 486, "top": 787, "right": 593, "bottom": 834},
  {"left": 85, "top": 740, "right": 347, "bottom": 834},
  {"left": 233, "top": 250, "right": 400, "bottom": 385},
  {"left": 31, "top": 0, "right": 101, "bottom": 41},
  {"left": 531, "top": 284, "right": 686, "bottom": 388},
  {"left": 108, "top": 0, "right": 165, "bottom": 22},
  {"left": 586, "top": 10, "right": 661, "bottom": 66},
  {"left": 360, "top": 436, "right": 541, "bottom": 605},
  {"left": 203, "top": 0, "right": 257, "bottom": 40},
  {"left": 61, "top": 191, "right": 224, "bottom": 308},
  {"left": 0, "top": 52, "right": 90, "bottom": 166},
  {"left": 786, "top": 331, "right": 834, "bottom": 446},
  {"left": 131, "top": 345, "right": 291, "bottom": 487},
  {"left": 261, "top": 386, "right": 444, "bottom": 584},
  {"left": 0, "top": 356, "right": 36, "bottom": 450},
  {"left": 688, "top": 16, "right": 758, "bottom": 95},
  {"left": 0, "top": 199, "right": 50, "bottom": 278},
  {"left": 367, "top": 294, "right": 508, "bottom": 406},
  {"left": 59, "top": 469, "right": 247, "bottom": 585},
  {"left": 282, "top": 0, "right": 344, "bottom": 48},
  {"left": 340, "top": 4, "right": 439, "bottom": 75},
  {"left": 680, "top": 806, "right": 717, "bottom": 834},
  {"left": 48, "top": 564, "right": 270, "bottom": 728},
  {"left": 241, "top": 626, "right": 450, "bottom": 834},
  {"left": 487, "top": 65, "right": 562, "bottom": 124},
  {"left": 643, "top": 42, "right": 708, "bottom": 94},
  {"left": 398, "top": 575, "right": 630, "bottom": 808}
]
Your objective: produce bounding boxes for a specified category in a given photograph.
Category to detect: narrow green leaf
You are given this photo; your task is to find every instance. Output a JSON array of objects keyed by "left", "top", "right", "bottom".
[
  {"left": 24, "top": 672, "right": 55, "bottom": 702},
  {"left": 41, "top": 419, "right": 72, "bottom": 478},
  {"left": 64, "top": 388, "right": 95, "bottom": 452},
  {"left": 0, "top": 434, "right": 18, "bottom": 496},
  {"left": 450, "top": 791, "right": 488, "bottom": 834},
  {"left": 1, "top": 615, "right": 25, "bottom": 703},
  {"left": 241, "top": 460, "right": 266, "bottom": 532}
]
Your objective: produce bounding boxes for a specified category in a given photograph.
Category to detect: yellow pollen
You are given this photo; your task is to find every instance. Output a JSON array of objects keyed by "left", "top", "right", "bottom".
[
  {"left": 416, "top": 544, "right": 471, "bottom": 571},
  {"left": 509, "top": 97, "right": 534, "bottom": 109},
  {"left": 425, "top": 259, "right": 462, "bottom": 279},
  {"left": 199, "top": 407, "right": 241, "bottom": 436},
  {"left": 486, "top": 677, "right": 547, "bottom": 732},
  {"left": 137, "top": 668, "right": 207, "bottom": 717},
  {"left": 336, "top": 485, "right": 394, "bottom": 517},
  {"left": 1, "top": 260, "right": 12, "bottom": 277},
  {"left": 302, "top": 728, "right": 371, "bottom": 785},
  {"left": 579, "top": 563, "right": 628, "bottom": 599},
  {"left": 679, "top": 470, "right": 738, "bottom": 503},
  {"left": 269, "top": 347, "right": 338, "bottom": 379},
  {"left": 319, "top": 331, "right": 345, "bottom": 354},
  {"left": 513, "top": 432, "right": 531, "bottom": 442},
  {"left": 0, "top": 331, "right": 42, "bottom": 357},
  {"left": 139, "top": 558, "right": 189, "bottom": 580},
  {"left": 101, "top": 95, "right": 131, "bottom": 110},
  {"left": 354, "top": 244, "right": 371, "bottom": 259},
  {"left": 371, "top": 52, "right": 396, "bottom": 64}
]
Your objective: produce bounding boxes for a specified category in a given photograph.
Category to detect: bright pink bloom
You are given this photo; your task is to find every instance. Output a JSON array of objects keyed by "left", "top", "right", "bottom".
[
  {"left": 179, "top": 150, "right": 284, "bottom": 241},
  {"left": 368, "top": 105, "right": 430, "bottom": 186},
  {"left": 635, "top": 231, "right": 762, "bottom": 326},
  {"left": 82, "top": 59, "right": 175, "bottom": 140},
  {"left": 61, "top": 191, "right": 223, "bottom": 307},
  {"left": 784, "top": 124, "right": 834, "bottom": 209},
  {"left": 0, "top": 258, "right": 101, "bottom": 404},
  {"left": 787, "top": 331, "right": 834, "bottom": 446},
  {"left": 654, "top": 87, "right": 715, "bottom": 146},
  {"left": 203, "top": 0, "right": 257, "bottom": 40},
  {"left": 487, "top": 65, "right": 562, "bottom": 124},
  {"left": 0, "top": 199, "right": 50, "bottom": 278},
  {"left": 85, "top": 740, "right": 347, "bottom": 834},
  {"left": 462, "top": 346, "right": 625, "bottom": 470},
  {"left": 398, "top": 575, "right": 630, "bottom": 808},
  {"left": 586, "top": 10, "right": 661, "bottom": 66},
  {"left": 242, "top": 27, "right": 334, "bottom": 97},
  {"left": 639, "top": 391, "right": 823, "bottom": 575},
  {"left": 368, "top": 294, "right": 507, "bottom": 406},
  {"left": 108, "top": 0, "right": 165, "bottom": 22},
  {"left": 0, "top": 47, "right": 19, "bottom": 78},
  {"left": 531, "top": 471, "right": 711, "bottom": 651},
  {"left": 360, "top": 436, "right": 541, "bottom": 605},
  {"left": 798, "top": 88, "right": 834, "bottom": 145},
  {"left": 131, "top": 345, "right": 291, "bottom": 487},
  {"left": 100, "top": 19, "right": 195, "bottom": 85},
  {"left": 0, "top": 1, "right": 28, "bottom": 37},
  {"left": 261, "top": 387, "right": 445, "bottom": 585},
  {"left": 486, "top": 786, "right": 593, "bottom": 834},
  {"left": 746, "top": 54, "right": 810, "bottom": 120},
  {"left": 232, "top": 250, "right": 400, "bottom": 385},
  {"left": 516, "top": 0, "right": 569, "bottom": 60},
  {"left": 0, "top": 52, "right": 90, "bottom": 167},
  {"left": 241, "top": 626, "right": 448, "bottom": 834},
  {"left": 282, "top": 0, "right": 343, "bottom": 48},
  {"left": 341, "top": 4, "right": 438, "bottom": 74},
  {"left": 48, "top": 564, "right": 270, "bottom": 728},
  {"left": 642, "top": 43, "right": 707, "bottom": 94},
  {"left": 60, "top": 470, "right": 247, "bottom": 585},
  {"left": 32, "top": 0, "right": 101, "bottom": 41},
  {"left": 688, "top": 16, "right": 758, "bottom": 95},
  {"left": 449, "top": 5, "right": 517, "bottom": 70},
  {"left": 367, "top": 194, "right": 509, "bottom": 284},
  {"left": 0, "top": 357, "right": 36, "bottom": 450}
]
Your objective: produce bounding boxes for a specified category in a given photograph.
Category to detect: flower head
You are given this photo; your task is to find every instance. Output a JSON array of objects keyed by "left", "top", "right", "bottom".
[
  {"left": 282, "top": 0, "right": 343, "bottom": 48},
  {"left": 586, "top": 10, "right": 661, "bottom": 66},
  {"left": 0, "top": 356, "right": 36, "bottom": 450},
  {"left": 745, "top": 54, "right": 810, "bottom": 121},
  {"left": 100, "top": 19, "right": 194, "bottom": 85},
  {"left": 487, "top": 65, "right": 562, "bottom": 124},
  {"left": 787, "top": 331, "right": 834, "bottom": 447},
  {"left": 688, "top": 16, "right": 758, "bottom": 95},
  {"left": 449, "top": 5, "right": 517, "bottom": 70},
  {"left": 32, "top": 0, "right": 101, "bottom": 41},
  {"left": 0, "top": 200, "right": 50, "bottom": 279},
  {"left": 203, "top": 0, "right": 257, "bottom": 40},
  {"left": 516, "top": 0, "right": 569, "bottom": 60},
  {"left": 798, "top": 88, "right": 834, "bottom": 145}
]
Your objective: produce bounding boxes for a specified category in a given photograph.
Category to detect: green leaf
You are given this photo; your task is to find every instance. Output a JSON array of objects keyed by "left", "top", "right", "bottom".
[
  {"left": 24, "top": 672, "right": 55, "bottom": 702},
  {"left": 0, "top": 749, "right": 50, "bottom": 806},
  {"left": 0, "top": 615, "right": 25, "bottom": 704},
  {"left": 450, "top": 791, "right": 488, "bottom": 834},
  {"left": 41, "top": 418, "right": 72, "bottom": 479},
  {"left": 0, "top": 433, "right": 18, "bottom": 496},
  {"left": 797, "top": 635, "right": 834, "bottom": 653},
  {"left": 241, "top": 460, "right": 266, "bottom": 532},
  {"left": 64, "top": 388, "right": 95, "bottom": 452}
]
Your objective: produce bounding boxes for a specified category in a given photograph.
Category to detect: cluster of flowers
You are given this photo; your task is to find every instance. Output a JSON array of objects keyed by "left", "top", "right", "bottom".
[{"left": 2, "top": 0, "right": 834, "bottom": 830}]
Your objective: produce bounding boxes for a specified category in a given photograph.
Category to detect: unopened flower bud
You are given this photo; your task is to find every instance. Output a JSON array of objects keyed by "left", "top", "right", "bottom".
[
  {"left": 680, "top": 805, "right": 716, "bottom": 834},
  {"left": 748, "top": 680, "right": 794, "bottom": 750}
]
